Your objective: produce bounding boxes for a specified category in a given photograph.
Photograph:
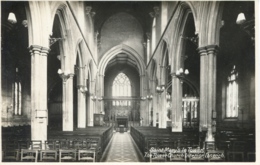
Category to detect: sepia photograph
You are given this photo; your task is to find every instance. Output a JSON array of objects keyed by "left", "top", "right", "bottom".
[{"left": 0, "top": 0, "right": 258, "bottom": 164}]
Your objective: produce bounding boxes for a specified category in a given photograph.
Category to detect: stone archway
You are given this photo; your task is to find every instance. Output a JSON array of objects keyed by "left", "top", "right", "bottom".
[{"left": 98, "top": 44, "right": 147, "bottom": 126}]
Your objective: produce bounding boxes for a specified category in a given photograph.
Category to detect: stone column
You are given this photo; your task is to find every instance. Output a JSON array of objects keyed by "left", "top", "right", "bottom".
[
  {"left": 98, "top": 74, "right": 104, "bottom": 113},
  {"left": 146, "top": 33, "right": 151, "bottom": 65},
  {"left": 29, "top": 45, "right": 50, "bottom": 148},
  {"left": 171, "top": 74, "right": 183, "bottom": 132},
  {"left": 198, "top": 45, "right": 218, "bottom": 144},
  {"left": 159, "top": 92, "right": 167, "bottom": 128},
  {"left": 77, "top": 85, "right": 86, "bottom": 128},
  {"left": 62, "top": 74, "right": 74, "bottom": 131},
  {"left": 152, "top": 80, "right": 157, "bottom": 127},
  {"left": 198, "top": 47, "right": 208, "bottom": 131},
  {"left": 140, "top": 74, "right": 147, "bottom": 126},
  {"left": 205, "top": 45, "right": 218, "bottom": 142},
  {"left": 87, "top": 80, "right": 95, "bottom": 126}
]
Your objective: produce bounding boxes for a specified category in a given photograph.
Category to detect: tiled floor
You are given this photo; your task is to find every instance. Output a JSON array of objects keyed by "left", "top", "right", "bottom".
[{"left": 101, "top": 132, "right": 144, "bottom": 162}]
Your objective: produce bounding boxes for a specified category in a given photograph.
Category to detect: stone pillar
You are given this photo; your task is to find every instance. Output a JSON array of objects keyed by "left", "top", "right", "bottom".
[
  {"left": 29, "top": 45, "right": 50, "bottom": 148},
  {"left": 98, "top": 74, "right": 104, "bottom": 113},
  {"left": 159, "top": 92, "right": 167, "bottom": 128},
  {"left": 146, "top": 33, "right": 151, "bottom": 65},
  {"left": 171, "top": 75, "right": 183, "bottom": 132},
  {"left": 198, "top": 47, "right": 208, "bottom": 131},
  {"left": 62, "top": 74, "right": 74, "bottom": 131},
  {"left": 88, "top": 80, "right": 95, "bottom": 126},
  {"left": 77, "top": 85, "right": 86, "bottom": 128},
  {"left": 140, "top": 74, "right": 147, "bottom": 126},
  {"left": 152, "top": 80, "right": 157, "bottom": 127},
  {"left": 205, "top": 45, "right": 218, "bottom": 142},
  {"left": 198, "top": 45, "right": 218, "bottom": 143}
]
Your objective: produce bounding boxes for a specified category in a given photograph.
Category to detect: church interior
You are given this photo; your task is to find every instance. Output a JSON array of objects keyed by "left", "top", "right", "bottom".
[{"left": 1, "top": 1, "right": 256, "bottom": 163}]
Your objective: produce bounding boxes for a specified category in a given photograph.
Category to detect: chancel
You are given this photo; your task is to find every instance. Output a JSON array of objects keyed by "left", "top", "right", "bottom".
[{"left": 1, "top": 1, "right": 256, "bottom": 163}]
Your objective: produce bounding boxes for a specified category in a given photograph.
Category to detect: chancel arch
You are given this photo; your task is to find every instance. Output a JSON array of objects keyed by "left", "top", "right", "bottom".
[{"left": 103, "top": 53, "right": 141, "bottom": 129}]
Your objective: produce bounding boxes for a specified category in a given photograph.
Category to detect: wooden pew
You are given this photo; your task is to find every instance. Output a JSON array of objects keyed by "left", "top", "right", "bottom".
[{"left": 130, "top": 126, "right": 199, "bottom": 162}]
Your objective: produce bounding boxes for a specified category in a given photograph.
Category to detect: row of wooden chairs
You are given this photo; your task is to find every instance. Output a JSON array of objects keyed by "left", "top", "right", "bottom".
[
  {"left": 17, "top": 149, "right": 95, "bottom": 162},
  {"left": 2, "top": 139, "right": 99, "bottom": 162}
]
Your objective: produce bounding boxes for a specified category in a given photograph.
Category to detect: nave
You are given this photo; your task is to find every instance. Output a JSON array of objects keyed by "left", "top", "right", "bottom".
[
  {"left": 101, "top": 132, "right": 143, "bottom": 162},
  {"left": 1, "top": 1, "right": 256, "bottom": 163}
]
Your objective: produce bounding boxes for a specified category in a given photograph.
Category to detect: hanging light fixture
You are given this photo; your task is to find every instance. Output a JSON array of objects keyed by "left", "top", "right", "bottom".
[
  {"left": 236, "top": 12, "right": 254, "bottom": 43},
  {"left": 236, "top": 13, "right": 246, "bottom": 25},
  {"left": 80, "top": 86, "right": 88, "bottom": 95},
  {"left": 57, "top": 69, "right": 70, "bottom": 82},
  {"left": 174, "top": 68, "right": 189, "bottom": 83},
  {"left": 91, "top": 95, "right": 97, "bottom": 101},
  {"left": 141, "top": 96, "right": 147, "bottom": 101},
  {"left": 147, "top": 94, "right": 153, "bottom": 100},
  {"left": 156, "top": 85, "right": 165, "bottom": 93},
  {"left": 8, "top": 12, "right": 17, "bottom": 24}
]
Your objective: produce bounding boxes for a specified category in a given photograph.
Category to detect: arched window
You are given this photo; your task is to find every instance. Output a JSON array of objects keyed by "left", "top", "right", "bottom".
[
  {"left": 13, "top": 68, "right": 22, "bottom": 115},
  {"left": 226, "top": 66, "right": 238, "bottom": 118},
  {"left": 112, "top": 73, "right": 131, "bottom": 96},
  {"left": 112, "top": 73, "right": 131, "bottom": 106}
]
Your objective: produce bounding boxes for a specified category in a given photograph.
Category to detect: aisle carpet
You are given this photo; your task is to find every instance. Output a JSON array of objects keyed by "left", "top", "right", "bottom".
[{"left": 101, "top": 132, "right": 143, "bottom": 162}]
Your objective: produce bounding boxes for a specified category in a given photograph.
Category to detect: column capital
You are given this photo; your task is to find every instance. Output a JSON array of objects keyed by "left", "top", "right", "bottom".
[
  {"left": 29, "top": 45, "right": 42, "bottom": 52},
  {"left": 197, "top": 46, "right": 207, "bottom": 56},
  {"left": 29, "top": 45, "right": 50, "bottom": 56},
  {"left": 143, "top": 42, "right": 147, "bottom": 48},
  {"left": 69, "top": 73, "right": 74, "bottom": 78},
  {"left": 149, "top": 6, "right": 160, "bottom": 18},
  {"left": 86, "top": 6, "right": 95, "bottom": 17},
  {"left": 171, "top": 72, "right": 180, "bottom": 79},
  {"left": 197, "top": 45, "right": 219, "bottom": 56},
  {"left": 205, "top": 45, "right": 219, "bottom": 54},
  {"left": 41, "top": 47, "right": 51, "bottom": 56},
  {"left": 146, "top": 32, "right": 151, "bottom": 40}
]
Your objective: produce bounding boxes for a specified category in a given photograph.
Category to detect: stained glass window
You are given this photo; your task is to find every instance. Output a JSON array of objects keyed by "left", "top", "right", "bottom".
[{"left": 112, "top": 73, "right": 131, "bottom": 106}]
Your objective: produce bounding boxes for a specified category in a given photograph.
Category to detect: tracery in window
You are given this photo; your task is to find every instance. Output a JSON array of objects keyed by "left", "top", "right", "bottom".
[
  {"left": 226, "top": 65, "right": 238, "bottom": 118},
  {"left": 13, "top": 68, "right": 22, "bottom": 115},
  {"left": 112, "top": 73, "right": 131, "bottom": 106}
]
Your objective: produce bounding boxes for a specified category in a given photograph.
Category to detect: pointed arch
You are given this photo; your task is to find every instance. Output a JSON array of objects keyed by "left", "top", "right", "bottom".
[
  {"left": 159, "top": 40, "right": 170, "bottom": 86},
  {"left": 98, "top": 44, "right": 146, "bottom": 77}
]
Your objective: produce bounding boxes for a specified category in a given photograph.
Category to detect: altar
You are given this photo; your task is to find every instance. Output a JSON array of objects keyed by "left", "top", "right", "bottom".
[{"left": 115, "top": 110, "right": 128, "bottom": 132}]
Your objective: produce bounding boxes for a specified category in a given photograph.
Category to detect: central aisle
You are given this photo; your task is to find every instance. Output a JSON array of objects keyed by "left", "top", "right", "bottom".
[{"left": 101, "top": 132, "right": 143, "bottom": 162}]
